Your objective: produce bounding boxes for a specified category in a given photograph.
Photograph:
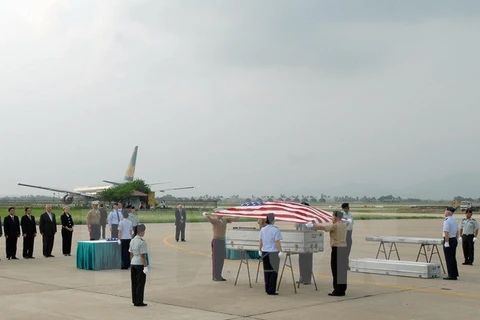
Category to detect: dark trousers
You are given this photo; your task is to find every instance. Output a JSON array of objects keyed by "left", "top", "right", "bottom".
[
  {"left": 121, "top": 239, "right": 131, "bottom": 269},
  {"left": 43, "top": 234, "right": 54, "bottom": 257},
  {"left": 101, "top": 223, "right": 107, "bottom": 239},
  {"left": 131, "top": 265, "right": 146, "bottom": 305},
  {"left": 90, "top": 224, "right": 101, "bottom": 240},
  {"left": 211, "top": 238, "right": 226, "bottom": 280},
  {"left": 23, "top": 234, "right": 35, "bottom": 258},
  {"left": 443, "top": 237, "right": 459, "bottom": 279},
  {"left": 298, "top": 253, "right": 313, "bottom": 283},
  {"left": 262, "top": 252, "right": 280, "bottom": 294},
  {"left": 462, "top": 234, "right": 475, "bottom": 264},
  {"left": 133, "top": 226, "right": 137, "bottom": 237},
  {"left": 175, "top": 223, "right": 185, "bottom": 241},
  {"left": 6, "top": 235, "right": 18, "bottom": 258},
  {"left": 111, "top": 224, "right": 119, "bottom": 238},
  {"left": 61, "top": 229, "right": 73, "bottom": 255},
  {"left": 346, "top": 230, "right": 353, "bottom": 265},
  {"left": 331, "top": 246, "right": 348, "bottom": 294}
]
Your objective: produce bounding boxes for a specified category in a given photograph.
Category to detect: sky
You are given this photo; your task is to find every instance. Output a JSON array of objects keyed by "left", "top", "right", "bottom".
[{"left": 1, "top": 0, "right": 479, "bottom": 200}]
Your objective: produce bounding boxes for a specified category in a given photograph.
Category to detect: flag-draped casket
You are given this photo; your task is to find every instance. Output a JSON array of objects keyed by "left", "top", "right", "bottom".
[{"left": 215, "top": 201, "right": 331, "bottom": 254}]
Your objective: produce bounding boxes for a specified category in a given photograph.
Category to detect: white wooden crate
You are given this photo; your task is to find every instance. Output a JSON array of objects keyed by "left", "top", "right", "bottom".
[
  {"left": 350, "top": 258, "right": 441, "bottom": 279},
  {"left": 226, "top": 227, "right": 324, "bottom": 253}
]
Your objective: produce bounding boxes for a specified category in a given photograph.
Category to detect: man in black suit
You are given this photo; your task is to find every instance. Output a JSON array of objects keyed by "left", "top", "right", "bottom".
[
  {"left": 4, "top": 207, "right": 21, "bottom": 260},
  {"left": 21, "top": 207, "right": 37, "bottom": 259},
  {"left": 175, "top": 204, "right": 186, "bottom": 242},
  {"left": 39, "top": 204, "right": 57, "bottom": 258}
]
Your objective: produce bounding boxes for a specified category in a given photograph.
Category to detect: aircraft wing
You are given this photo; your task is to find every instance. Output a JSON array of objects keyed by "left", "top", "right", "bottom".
[
  {"left": 156, "top": 186, "right": 195, "bottom": 192},
  {"left": 102, "top": 180, "right": 124, "bottom": 186},
  {"left": 147, "top": 181, "right": 172, "bottom": 186},
  {"left": 18, "top": 183, "right": 95, "bottom": 197}
]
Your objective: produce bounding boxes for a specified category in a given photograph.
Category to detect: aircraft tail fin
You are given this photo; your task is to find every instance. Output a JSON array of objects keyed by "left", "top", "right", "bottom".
[{"left": 124, "top": 146, "right": 138, "bottom": 182}]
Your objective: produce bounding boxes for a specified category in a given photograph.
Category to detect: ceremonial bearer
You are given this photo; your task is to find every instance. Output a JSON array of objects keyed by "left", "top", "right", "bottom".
[
  {"left": 459, "top": 208, "right": 479, "bottom": 265},
  {"left": 87, "top": 201, "right": 101, "bottom": 240},
  {"left": 443, "top": 207, "right": 459, "bottom": 280},
  {"left": 203, "top": 212, "right": 237, "bottom": 281}
]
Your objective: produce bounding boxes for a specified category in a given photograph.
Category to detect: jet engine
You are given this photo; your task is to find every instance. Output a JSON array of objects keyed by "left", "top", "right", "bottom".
[{"left": 63, "top": 194, "right": 74, "bottom": 204}]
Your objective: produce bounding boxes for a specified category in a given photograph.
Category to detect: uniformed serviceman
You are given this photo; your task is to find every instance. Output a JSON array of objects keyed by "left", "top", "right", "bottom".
[
  {"left": 129, "top": 224, "right": 148, "bottom": 307},
  {"left": 86, "top": 201, "right": 101, "bottom": 240},
  {"left": 307, "top": 211, "right": 348, "bottom": 296},
  {"left": 295, "top": 202, "right": 313, "bottom": 285},
  {"left": 128, "top": 206, "right": 139, "bottom": 237},
  {"left": 203, "top": 212, "right": 237, "bottom": 281},
  {"left": 459, "top": 208, "right": 479, "bottom": 265},
  {"left": 341, "top": 203, "right": 354, "bottom": 269},
  {"left": 443, "top": 207, "right": 459, "bottom": 280},
  {"left": 259, "top": 212, "right": 283, "bottom": 296}
]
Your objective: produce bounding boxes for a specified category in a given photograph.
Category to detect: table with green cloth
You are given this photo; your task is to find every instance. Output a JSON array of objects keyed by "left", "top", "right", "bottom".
[
  {"left": 225, "top": 248, "right": 260, "bottom": 260},
  {"left": 76, "top": 240, "right": 121, "bottom": 271}
]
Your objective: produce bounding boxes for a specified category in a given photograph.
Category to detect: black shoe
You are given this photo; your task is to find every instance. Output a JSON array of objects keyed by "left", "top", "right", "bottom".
[
  {"left": 443, "top": 277, "right": 457, "bottom": 280},
  {"left": 213, "top": 278, "right": 227, "bottom": 281},
  {"left": 48, "top": 255, "right": 55, "bottom": 258},
  {"left": 328, "top": 292, "right": 345, "bottom": 296},
  {"left": 462, "top": 262, "right": 469, "bottom": 265},
  {"left": 267, "top": 293, "right": 279, "bottom": 295},
  {"left": 176, "top": 239, "right": 179, "bottom": 242},
  {"left": 134, "top": 303, "right": 147, "bottom": 307},
  {"left": 181, "top": 239, "right": 186, "bottom": 242},
  {"left": 11, "top": 257, "right": 19, "bottom": 260},
  {"left": 29, "top": 257, "right": 35, "bottom": 259}
]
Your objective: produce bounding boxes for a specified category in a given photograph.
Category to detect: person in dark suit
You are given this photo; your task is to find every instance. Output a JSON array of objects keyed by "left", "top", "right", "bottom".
[
  {"left": 39, "top": 204, "right": 57, "bottom": 258},
  {"left": 175, "top": 204, "right": 186, "bottom": 242},
  {"left": 21, "top": 207, "right": 37, "bottom": 259},
  {"left": 4, "top": 207, "right": 21, "bottom": 260},
  {"left": 60, "top": 205, "right": 74, "bottom": 256}
]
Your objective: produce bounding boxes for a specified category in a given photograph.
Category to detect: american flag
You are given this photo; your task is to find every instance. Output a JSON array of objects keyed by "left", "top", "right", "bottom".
[{"left": 212, "top": 201, "right": 332, "bottom": 223}]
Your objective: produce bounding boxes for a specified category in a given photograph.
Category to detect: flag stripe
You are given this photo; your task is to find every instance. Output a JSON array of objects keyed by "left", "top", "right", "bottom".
[{"left": 213, "top": 201, "right": 332, "bottom": 223}]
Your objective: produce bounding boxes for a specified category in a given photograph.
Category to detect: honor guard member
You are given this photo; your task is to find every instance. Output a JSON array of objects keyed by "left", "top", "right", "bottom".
[
  {"left": 459, "top": 208, "right": 479, "bottom": 265},
  {"left": 203, "top": 212, "right": 237, "bottom": 281},
  {"left": 87, "top": 201, "right": 101, "bottom": 240},
  {"left": 128, "top": 206, "right": 139, "bottom": 236},
  {"left": 99, "top": 203, "right": 108, "bottom": 239},
  {"left": 21, "top": 207, "right": 37, "bottom": 259},
  {"left": 295, "top": 202, "right": 313, "bottom": 285},
  {"left": 108, "top": 203, "right": 121, "bottom": 238},
  {"left": 442, "top": 207, "right": 459, "bottom": 280},
  {"left": 341, "top": 203, "right": 354, "bottom": 269},
  {"left": 259, "top": 212, "right": 283, "bottom": 295},
  {"left": 118, "top": 211, "right": 133, "bottom": 269},
  {"left": 307, "top": 211, "right": 348, "bottom": 296},
  {"left": 129, "top": 224, "right": 149, "bottom": 307}
]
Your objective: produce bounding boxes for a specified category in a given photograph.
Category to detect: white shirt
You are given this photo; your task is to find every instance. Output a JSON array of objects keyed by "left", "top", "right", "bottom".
[
  {"left": 259, "top": 224, "right": 282, "bottom": 252},
  {"left": 342, "top": 210, "right": 354, "bottom": 231},
  {"left": 129, "top": 235, "right": 148, "bottom": 265},
  {"left": 118, "top": 218, "right": 133, "bottom": 240}
]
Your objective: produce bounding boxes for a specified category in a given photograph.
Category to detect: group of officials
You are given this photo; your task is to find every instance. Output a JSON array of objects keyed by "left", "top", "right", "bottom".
[{"left": 0, "top": 205, "right": 62, "bottom": 260}]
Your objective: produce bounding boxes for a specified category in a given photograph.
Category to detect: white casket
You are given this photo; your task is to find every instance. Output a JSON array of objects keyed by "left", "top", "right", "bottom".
[
  {"left": 350, "top": 258, "right": 441, "bottom": 279},
  {"left": 226, "top": 227, "right": 324, "bottom": 253}
]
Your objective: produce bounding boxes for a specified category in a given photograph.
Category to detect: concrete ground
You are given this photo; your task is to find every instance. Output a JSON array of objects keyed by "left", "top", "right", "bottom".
[{"left": 0, "top": 219, "right": 478, "bottom": 320}]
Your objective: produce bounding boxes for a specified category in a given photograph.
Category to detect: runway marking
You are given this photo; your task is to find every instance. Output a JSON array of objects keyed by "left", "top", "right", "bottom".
[{"left": 162, "top": 234, "right": 480, "bottom": 300}]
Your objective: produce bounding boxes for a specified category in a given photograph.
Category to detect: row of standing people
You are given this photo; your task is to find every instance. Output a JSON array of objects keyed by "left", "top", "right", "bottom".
[
  {"left": 87, "top": 202, "right": 140, "bottom": 240},
  {"left": 0, "top": 204, "right": 71, "bottom": 259}
]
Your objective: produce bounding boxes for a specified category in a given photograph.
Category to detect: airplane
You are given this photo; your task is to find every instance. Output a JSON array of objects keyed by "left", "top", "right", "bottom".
[{"left": 18, "top": 146, "right": 194, "bottom": 204}]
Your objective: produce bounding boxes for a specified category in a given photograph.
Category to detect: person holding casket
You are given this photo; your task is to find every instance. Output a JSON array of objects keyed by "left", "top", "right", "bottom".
[{"left": 259, "top": 212, "right": 283, "bottom": 295}]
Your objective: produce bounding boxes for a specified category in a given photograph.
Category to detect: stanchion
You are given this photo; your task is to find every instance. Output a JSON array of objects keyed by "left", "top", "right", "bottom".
[{"left": 234, "top": 249, "right": 252, "bottom": 288}]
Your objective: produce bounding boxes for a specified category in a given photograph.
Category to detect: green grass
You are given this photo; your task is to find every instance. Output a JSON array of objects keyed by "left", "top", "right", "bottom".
[{"left": 0, "top": 207, "right": 444, "bottom": 225}]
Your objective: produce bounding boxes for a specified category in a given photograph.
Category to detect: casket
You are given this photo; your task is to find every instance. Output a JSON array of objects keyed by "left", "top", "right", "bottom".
[
  {"left": 226, "top": 227, "right": 324, "bottom": 253},
  {"left": 350, "top": 258, "right": 441, "bottom": 279}
]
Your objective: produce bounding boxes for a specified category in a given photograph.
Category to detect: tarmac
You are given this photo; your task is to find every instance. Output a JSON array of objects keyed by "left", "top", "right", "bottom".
[{"left": 0, "top": 218, "right": 478, "bottom": 320}]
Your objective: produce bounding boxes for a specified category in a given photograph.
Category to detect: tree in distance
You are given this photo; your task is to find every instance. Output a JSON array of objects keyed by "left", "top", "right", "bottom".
[{"left": 98, "top": 179, "right": 151, "bottom": 203}]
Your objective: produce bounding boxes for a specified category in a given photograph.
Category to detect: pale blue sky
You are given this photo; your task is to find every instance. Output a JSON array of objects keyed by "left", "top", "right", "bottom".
[{"left": 1, "top": 1, "right": 479, "bottom": 200}]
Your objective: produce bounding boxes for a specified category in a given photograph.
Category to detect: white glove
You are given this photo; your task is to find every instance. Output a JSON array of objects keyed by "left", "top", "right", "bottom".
[
  {"left": 347, "top": 218, "right": 353, "bottom": 224},
  {"left": 117, "top": 239, "right": 121, "bottom": 245},
  {"left": 458, "top": 237, "right": 462, "bottom": 242},
  {"left": 306, "top": 222, "right": 314, "bottom": 229},
  {"left": 278, "top": 252, "right": 283, "bottom": 257},
  {"left": 202, "top": 212, "right": 208, "bottom": 217},
  {"left": 258, "top": 250, "right": 262, "bottom": 257},
  {"left": 143, "top": 267, "right": 149, "bottom": 274},
  {"left": 474, "top": 237, "right": 477, "bottom": 242},
  {"left": 444, "top": 242, "right": 450, "bottom": 248}
]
